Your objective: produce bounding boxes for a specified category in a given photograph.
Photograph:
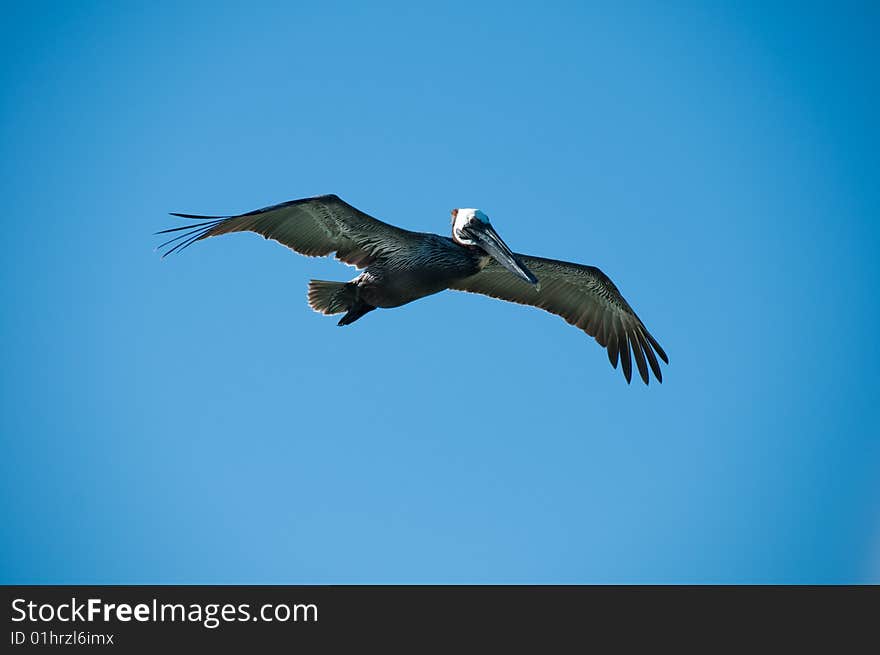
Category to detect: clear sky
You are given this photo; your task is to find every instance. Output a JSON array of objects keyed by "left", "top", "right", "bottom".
[{"left": 1, "top": 1, "right": 877, "bottom": 583}]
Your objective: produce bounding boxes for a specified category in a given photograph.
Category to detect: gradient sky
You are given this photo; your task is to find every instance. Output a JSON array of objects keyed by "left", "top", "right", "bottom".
[{"left": 1, "top": 1, "right": 877, "bottom": 583}]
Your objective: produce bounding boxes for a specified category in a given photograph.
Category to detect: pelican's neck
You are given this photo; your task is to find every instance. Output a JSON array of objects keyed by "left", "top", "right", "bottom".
[{"left": 450, "top": 238, "right": 492, "bottom": 273}]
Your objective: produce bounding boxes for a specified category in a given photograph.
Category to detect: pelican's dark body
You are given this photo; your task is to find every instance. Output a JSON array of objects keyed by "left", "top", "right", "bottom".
[
  {"left": 350, "top": 234, "right": 484, "bottom": 310},
  {"left": 157, "top": 194, "right": 669, "bottom": 384}
]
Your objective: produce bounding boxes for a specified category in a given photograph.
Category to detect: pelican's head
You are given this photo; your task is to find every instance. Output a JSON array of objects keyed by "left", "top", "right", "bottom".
[{"left": 450, "top": 208, "right": 538, "bottom": 285}]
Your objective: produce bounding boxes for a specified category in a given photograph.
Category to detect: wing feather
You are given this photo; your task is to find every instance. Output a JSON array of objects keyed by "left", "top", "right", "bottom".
[
  {"left": 157, "top": 194, "right": 412, "bottom": 268},
  {"left": 630, "top": 327, "right": 649, "bottom": 385},
  {"left": 637, "top": 327, "right": 662, "bottom": 383},
  {"left": 449, "top": 254, "right": 667, "bottom": 384},
  {"left": 619, "top": 328, "right": 633, "bottom": 384},
  {"left": 607, "top": 329, "right": 619, "bottom": 369}
]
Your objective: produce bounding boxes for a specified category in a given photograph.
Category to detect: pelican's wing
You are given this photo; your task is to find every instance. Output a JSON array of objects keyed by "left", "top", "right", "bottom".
[
  {"left": 449, "top": 255, "right": 668, "bottom": 384},
  {"left": 156, "top": 194, "right": 413, "bottom": 268}
]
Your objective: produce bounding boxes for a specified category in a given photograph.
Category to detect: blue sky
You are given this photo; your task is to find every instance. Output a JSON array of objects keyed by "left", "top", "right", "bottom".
[{"left": 1, "top": 1, "right": 877, "bottom": 583}]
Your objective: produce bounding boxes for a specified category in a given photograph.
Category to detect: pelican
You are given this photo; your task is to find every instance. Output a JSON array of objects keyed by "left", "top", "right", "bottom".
[{"left": 157, "top": 194, "right": 668, "bottom": 384}]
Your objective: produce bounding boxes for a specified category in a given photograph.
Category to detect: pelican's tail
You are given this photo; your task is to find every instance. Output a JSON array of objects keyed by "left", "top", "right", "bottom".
[
  {"left": 308, "top": 280, "right": 376, "bottom": 326},
  {"left": 308, "top": 280, "right": 355, "bottom": 315}
]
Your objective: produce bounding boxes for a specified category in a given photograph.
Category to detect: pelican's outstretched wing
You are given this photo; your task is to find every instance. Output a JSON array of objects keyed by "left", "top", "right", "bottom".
[
  {"left": 156, "top": 194, "right": 413, "bottom": 268},
  {"left": 450, "top": 255, "right": 668, "bottom": 384}
]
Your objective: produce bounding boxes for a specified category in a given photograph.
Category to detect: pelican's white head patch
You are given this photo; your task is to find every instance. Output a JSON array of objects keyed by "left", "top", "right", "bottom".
[{"left": 451, "top": 208, "right": 490, "bottom": 245}]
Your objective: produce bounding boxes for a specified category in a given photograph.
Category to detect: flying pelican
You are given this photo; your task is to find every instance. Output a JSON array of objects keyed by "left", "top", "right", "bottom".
[{"left": 157, "top": 194, "right": 668, "bottom": 384}]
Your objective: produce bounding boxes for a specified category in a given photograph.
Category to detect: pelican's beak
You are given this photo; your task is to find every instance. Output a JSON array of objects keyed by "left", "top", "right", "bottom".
[{"left": 464, "top": 223, "right": 539, "bottom": 286}]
